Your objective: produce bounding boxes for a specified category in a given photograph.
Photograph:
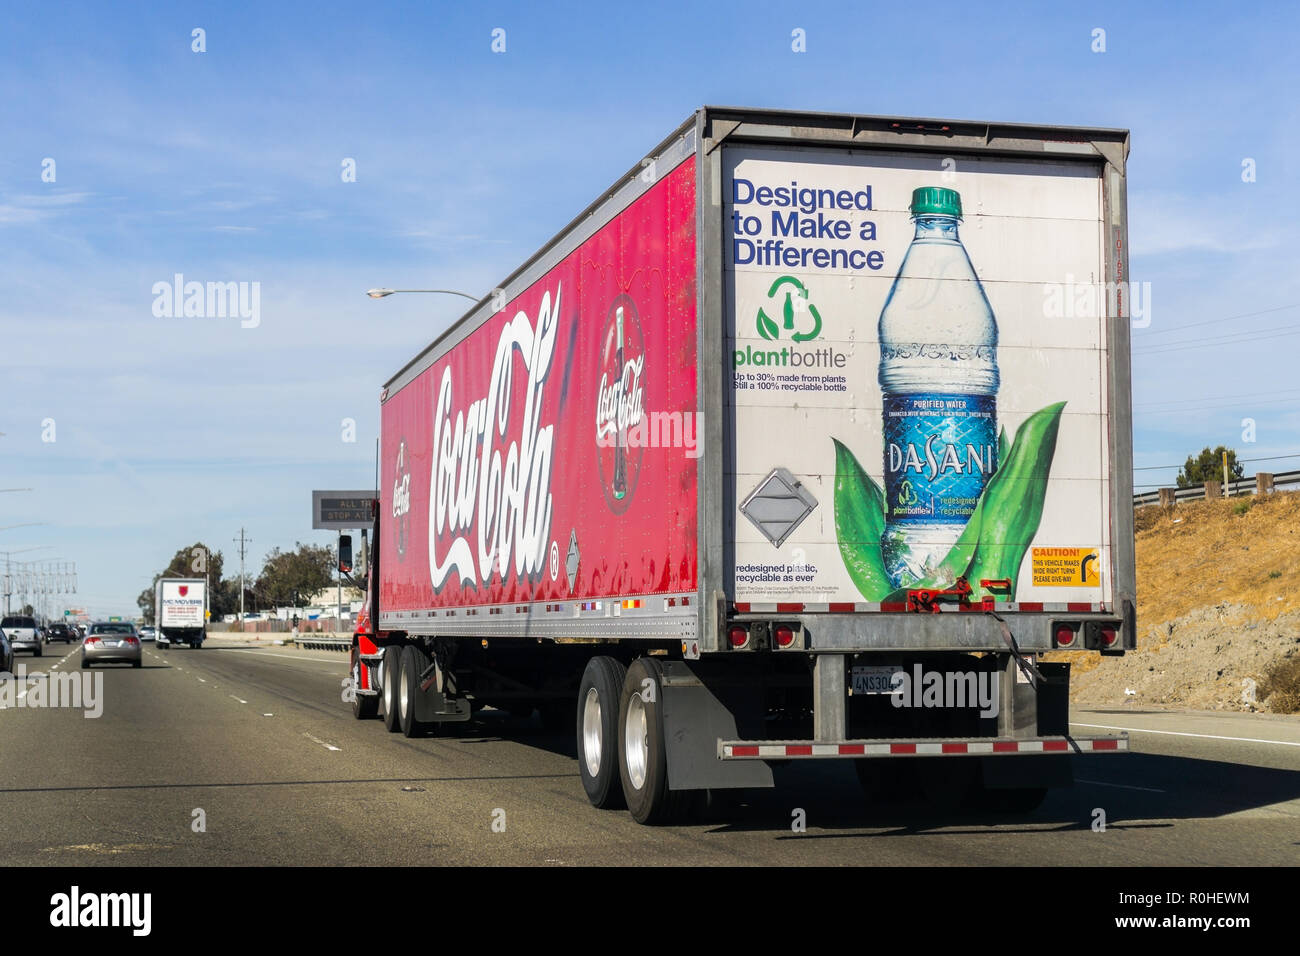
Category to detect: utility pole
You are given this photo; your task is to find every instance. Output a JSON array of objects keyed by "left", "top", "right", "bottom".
[
  {"left": 1222, "top": 450, "right": 1230, "bottom": 499},
  {"left": 234, "top": 528, "right": 251, "bottom": 620}
]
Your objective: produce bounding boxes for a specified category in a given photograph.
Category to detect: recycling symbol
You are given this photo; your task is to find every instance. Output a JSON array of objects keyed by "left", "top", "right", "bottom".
[{"left": 757, "top": 276, "right": 823, "bottom": 343}]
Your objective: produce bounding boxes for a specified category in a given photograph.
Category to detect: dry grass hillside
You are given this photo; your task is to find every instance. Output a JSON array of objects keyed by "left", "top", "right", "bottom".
[{"left": 1064, "top": 490, "right": 1300, "bottom": 713}]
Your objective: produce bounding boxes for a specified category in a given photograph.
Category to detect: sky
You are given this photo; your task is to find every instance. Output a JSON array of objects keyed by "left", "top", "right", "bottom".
[{"left": 1, "top": 0, "right": 1297, "bottom": 618}]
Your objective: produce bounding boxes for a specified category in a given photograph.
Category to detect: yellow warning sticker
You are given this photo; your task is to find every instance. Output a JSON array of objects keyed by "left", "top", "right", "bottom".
[{"left": 1031, "top": 547, "right": 1100, "bottom": 587}]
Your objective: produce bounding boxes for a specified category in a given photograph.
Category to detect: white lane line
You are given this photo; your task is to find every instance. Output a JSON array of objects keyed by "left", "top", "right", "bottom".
[
  {"left": 229, "top": 694, "right": 248, "bottom": 704},
  {"left": 197, "top": 678, "right": 207, "bottom": 683},
  {"left": 1073, "top": 722, "right": 1300, "bottom": 748},
  {"left": 303, "top": 732, "right": 341, "bottom": 752},
  {"left": 1076, "top": 778, "right": 1166, "bottom": 793},
  {"left": 219, "top": 650, "right": 346, "bottom": 665}
]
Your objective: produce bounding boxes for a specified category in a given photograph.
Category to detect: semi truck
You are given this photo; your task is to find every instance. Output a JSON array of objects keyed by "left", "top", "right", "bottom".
[
  {"left": 155, "top": 578, "right": 206, "bottom": 649},
  {"left": 345, "top": 106, "right": 1136, "bottom": 823}
]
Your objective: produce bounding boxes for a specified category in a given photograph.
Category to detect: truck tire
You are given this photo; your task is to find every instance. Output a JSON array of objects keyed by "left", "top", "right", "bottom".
[
  {"left": 398, "top": 644, "right": 432, "bottom": 738},
  {"left": 381, "top": 645, "right": 403, "bottom": 733},
  {"left": 618, "top": 657, "right": 688, "bottom": 825},
  {"left": 350, "top": 646, "right": 379, "bottom": 719},
  {"left": 577, "top": 657, "right": 627, "bottom": 810}
]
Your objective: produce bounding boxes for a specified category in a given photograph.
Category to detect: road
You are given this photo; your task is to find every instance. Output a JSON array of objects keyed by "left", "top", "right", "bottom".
[{"left": 2, "top": 639, "right": 1298, "bottom": 866}]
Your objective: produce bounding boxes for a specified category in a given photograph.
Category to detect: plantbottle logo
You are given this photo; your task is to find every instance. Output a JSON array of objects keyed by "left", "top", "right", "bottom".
[
  {"left": 757, "top": 275, "right": 822, "bottom": 342},
  {"left": 392, "top": 438, "right": 410, "bottom": 560},
  {"left": 596, "top": 294, "right": 646, "bottom": 513}
]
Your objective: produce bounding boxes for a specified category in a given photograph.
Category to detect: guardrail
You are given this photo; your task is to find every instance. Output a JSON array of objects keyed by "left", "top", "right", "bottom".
[
  {"left": 290, "top": 636, "right": 351, "bottom": 651},
  {"left": 1133, "top": 469, "right": 1300, "bottom": 507}
]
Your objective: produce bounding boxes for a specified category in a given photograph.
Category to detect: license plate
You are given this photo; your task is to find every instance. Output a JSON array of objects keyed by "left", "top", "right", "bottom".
[{"left": 851, "top": 665, "right": 903, "bottom": 695}]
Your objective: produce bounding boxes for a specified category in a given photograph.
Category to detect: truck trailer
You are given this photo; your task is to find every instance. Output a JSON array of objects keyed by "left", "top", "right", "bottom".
[
  {"left": 155, "top": 578, "right": 206, "bottom": 649},
  {"left": 346, "top": 106, "right": 1136, "bottom": 823}
]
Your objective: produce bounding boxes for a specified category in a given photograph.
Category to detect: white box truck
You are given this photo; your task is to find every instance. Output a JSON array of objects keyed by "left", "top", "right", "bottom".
[{"left": 155, "top": 578, "right": 207, "bottom": 649}]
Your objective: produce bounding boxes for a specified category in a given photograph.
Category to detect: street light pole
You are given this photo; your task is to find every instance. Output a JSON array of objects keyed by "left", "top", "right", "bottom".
[{"left": 365, "top": 288, "right": 479, "bottom": 302}]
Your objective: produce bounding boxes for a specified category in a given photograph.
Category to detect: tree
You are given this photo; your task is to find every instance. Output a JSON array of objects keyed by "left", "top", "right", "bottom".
[
  {"left": 254, "top": 542, "right": 337, "bottom": 609},
  {"left": 1176, "top": 446, "right": 1244, "bottom": 488},
  {"left": 136, "top": 542, "right": 238, "bottom": 624}
]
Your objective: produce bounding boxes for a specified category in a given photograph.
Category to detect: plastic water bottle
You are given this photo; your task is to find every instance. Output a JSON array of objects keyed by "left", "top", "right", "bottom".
[{"left": 878, "top": 186, "right": 999, "bottom": 587}]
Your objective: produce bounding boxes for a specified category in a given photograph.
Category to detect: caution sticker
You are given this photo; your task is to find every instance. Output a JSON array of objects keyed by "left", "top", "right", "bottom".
[{"left": 1031, "top": 547, "right": 1100, "bottom": 587}]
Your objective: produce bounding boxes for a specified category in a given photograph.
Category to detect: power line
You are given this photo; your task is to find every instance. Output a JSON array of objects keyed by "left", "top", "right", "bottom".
[
  {"left": 1135, "top": 386, "right": 1300, "bottom": 409},
  {"left": 1133, "top": 452, "right": 1300, "bottom": 472},
  {"left": 1133, "top": 302, "right": 1300, "bottom": 339},
  {"left": 1134, "top": 322, "right": 1300, "bottom": 356}
]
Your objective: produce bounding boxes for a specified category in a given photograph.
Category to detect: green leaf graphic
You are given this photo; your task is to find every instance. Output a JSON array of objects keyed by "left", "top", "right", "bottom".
[
  {"left": 963, "top": 401, "right": 1066, "bottom": 599},
  {"left": 831, "top": 439, "right": 892, "bottom": 601},
  {"left": 834, "top": 402, "right": 1067, "bottom": 603},
  {"left": 757, "top": 308, "right": 779, "bottom": 340}
]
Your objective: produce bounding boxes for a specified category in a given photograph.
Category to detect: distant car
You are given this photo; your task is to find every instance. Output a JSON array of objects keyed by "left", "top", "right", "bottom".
[
  {"left": 0, "top": 630, "right": 12, "bottom": 674},
  {"left": 1, "top": 616, "right": 43, "bottom": 658},
  {"left": 81, "top": 622, "right": 142, "bottom": 669},
  {"left": 44, "top": 623, "right": 76, "bottom": 644},
  {"left": 139, "top": 626, "right": 157, "bottom": 643}
]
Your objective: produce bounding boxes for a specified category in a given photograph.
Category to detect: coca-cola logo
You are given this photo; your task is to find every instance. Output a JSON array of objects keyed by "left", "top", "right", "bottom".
[
  {"left": 428, "top": 286, "right": 558, "bottom": 591},
  {"left": 392, "top": 438, "right": 410, "bottom": 559},
  {"left": 596, "top": 294, "right": 646, "bottom": 513}
]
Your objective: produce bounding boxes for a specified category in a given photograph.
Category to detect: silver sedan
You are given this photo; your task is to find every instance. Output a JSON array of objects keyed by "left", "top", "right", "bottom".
[{"left": 81, "top": 622, "right": 143, "bottom": 668}]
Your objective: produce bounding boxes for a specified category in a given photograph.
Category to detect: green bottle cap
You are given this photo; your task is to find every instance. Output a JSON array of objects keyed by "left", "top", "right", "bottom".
[{"left": 910, "top": 186, "right": 962, "bottom": 219}]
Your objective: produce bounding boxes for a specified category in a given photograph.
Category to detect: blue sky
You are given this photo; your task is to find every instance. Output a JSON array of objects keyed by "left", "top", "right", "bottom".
[{"left": 2, "top": 1, "right": 1297, "bottom": 617}]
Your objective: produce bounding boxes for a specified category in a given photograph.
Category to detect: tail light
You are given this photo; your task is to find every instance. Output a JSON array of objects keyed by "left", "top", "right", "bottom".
[
  {"left": 85, "top": 637, "right": 101, "bottom": 645},
  {"left": 126, "top": 637, "right": 140, "bottom": 645},
  {"left": 1053, "top": 623, "right": 1078, "bottom": 648},
  {"left": 1100, "top": 625, "right": 1118, "bottom": 648},
  {"left": 773, "top": 624, "right": 796, "bottom": 649},
  {"left": 728, "top": 625, "right": 750, "bottom": 650}
]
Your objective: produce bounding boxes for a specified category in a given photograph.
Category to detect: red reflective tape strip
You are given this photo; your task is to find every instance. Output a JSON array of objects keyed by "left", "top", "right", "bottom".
[
  {"left": 1017, "top": 602, "right": 1044, "bottom": 612},
  {"left": 880, "top": 602, "right": 908, "bottom": 613},
  {"left": 829, "top": 602, "right": 855, "bottom": 613},
  {"left": 734, "top": 603, "right": 751, "bottom": 613},
  {"left": 838, "top": 744, "right": 865, "bottom": 755},
  {"left": 786, "top": 744, "right": 812, "bottom": 756},
  {"left": 941, "top": 742, "right": 968, "bottom": 754},
  {"left": 1043, "top": 739, "right": 1069, "bottom": 752},
  {"left": 732, "top": 745, "right": 759, "bottom": 757},
  {"left": 1092, "top": 738, "right": 1119, "bottom": 751},
  {"left": 776, "top": 603, "right": 803, "bottom": 613},
  {"left": 992, "top": 741, "right": 1019, "bottom": 753},
  {"left": 890, "top": 743, "right": 916, "bottom": 754},
  {"left": 1067, "top": 602, "right": 1095, "bottom": 613}
]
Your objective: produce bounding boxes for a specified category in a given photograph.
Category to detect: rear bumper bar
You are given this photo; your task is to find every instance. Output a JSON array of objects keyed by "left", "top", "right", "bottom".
[{"left": 719, "top": 734, "right": 1128, "bottom": 759}]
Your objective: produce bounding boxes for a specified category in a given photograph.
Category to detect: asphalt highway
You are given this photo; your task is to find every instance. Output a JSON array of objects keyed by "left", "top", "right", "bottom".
[{"left": 2, "top": 639, "right": 1298, "bottom": 865}]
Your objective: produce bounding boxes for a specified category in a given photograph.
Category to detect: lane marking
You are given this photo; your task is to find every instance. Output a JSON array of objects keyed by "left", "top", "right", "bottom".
[
  {"left": 1073, "top": 722, "right": 1300, "bottom": 748},
  {"left": 1076, "top": 778, "right": 1166, "bottom": 793},
  {"left": 217, "top": 650, "right": 346, "bottom": 665},
  {"left": 303, "top": 732, "right": 341, "bottom": 752},
  {"left": 229, "top": 695, "right": 247, "bottom": 704},
  {"left": 197, "top": 678, "right": 207, "bottom": 683}
]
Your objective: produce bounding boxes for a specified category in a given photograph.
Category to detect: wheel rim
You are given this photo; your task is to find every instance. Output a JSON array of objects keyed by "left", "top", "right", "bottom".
[
  {"left": 582, "top": 687, "right": 602, "bottom": 777},
  {"left": 399, "top": 661, "right": 410, "bottom": 719},
  {"left": 624, "top": 691, "right": 648, "bottom": 791}
]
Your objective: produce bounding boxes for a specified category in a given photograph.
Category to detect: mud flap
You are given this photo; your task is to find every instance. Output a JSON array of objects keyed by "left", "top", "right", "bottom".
[
  {"left": 414, "top": 688, "right": 471, "bottom": 723},
  {"left": 660, "top": 660, "right": 774, "bottom": 791}
]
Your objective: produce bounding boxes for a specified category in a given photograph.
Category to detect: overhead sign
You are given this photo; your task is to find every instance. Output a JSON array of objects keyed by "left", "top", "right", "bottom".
[{"left": 312, "top": 490, "right": 377, "bottom": 530}]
